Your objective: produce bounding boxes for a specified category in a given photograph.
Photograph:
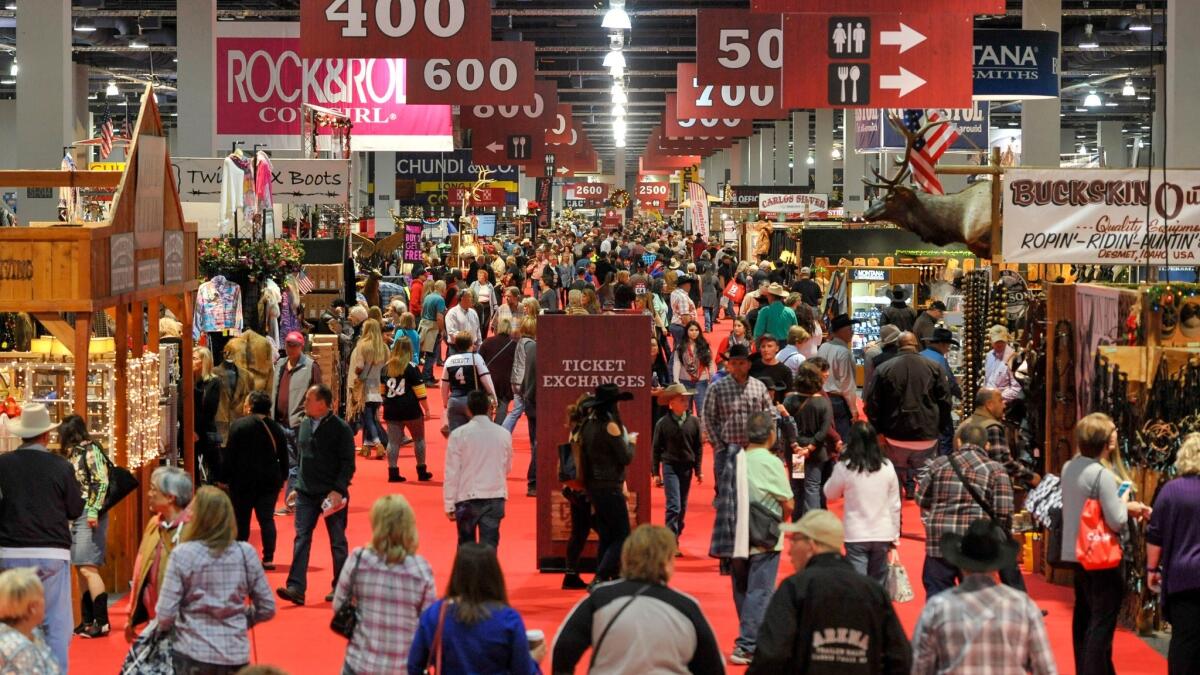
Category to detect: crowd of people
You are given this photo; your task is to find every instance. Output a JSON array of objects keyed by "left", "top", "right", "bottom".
[{"left": 0, "top": 218, "right": 1197, "bottom": 675}]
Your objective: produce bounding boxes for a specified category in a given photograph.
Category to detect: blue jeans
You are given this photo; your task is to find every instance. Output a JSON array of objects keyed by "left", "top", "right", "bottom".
[
  {"left": 360, "top": 401, "right": 385, "bottom": 445},
  {"left": 883, "top": 438, "right": 936, "bottom": 498},
  {"left": 420, "top": 338, "right": 442, "bottom": 381},
  {"left": 730, "top": 552, "right": 781, "bottom": 654},
  {"left": 502, "top": 393, "right": 525, "bottom": 433},
  {"left": 0, "top": 557, "right": 70, "bottom": 672},
  {"left": 455, "top": 498, "right": 506, "bottom": 549},
  {"left": 922, "top": 554, "right": 962, "bottom": 597},
  {"left": 668, "top": 324, "right": 686, "bottom": 354},
  {"left": 845, "top": 541, "right": 890, "bottom": 584},
  {"left": 446, "top": 395, "right": 471, "bottom": 431},
  {"left": 285, "top": 491, "right": 349, "bottom": 596},
  {"left": 662, "top": 463, "right": 693, "bottom": 538},
  {"left": 678, "top": 378, "right": 709, "bottom": 417},
  {"left": 493, "top": 397, "right": 511, "bottom": 425},
  {"left": 802, "top": 456, "right": 826, "bottom": 514},
  {"left": 703, "top": 306, "right": 715, "bottom": 332}
]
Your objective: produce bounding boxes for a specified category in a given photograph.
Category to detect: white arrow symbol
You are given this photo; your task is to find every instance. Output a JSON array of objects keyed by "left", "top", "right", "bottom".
[
  {"left": 880, "top": 23, "right": 926, "bottom": 54},
  {"left": 486, "top": 142, "right": 503, "bottom": 153},
  {"left": 879, "top": 67, "right": 926, "bottom": 97},
  {"left": 557, "top": 166, "right": 570, "bottom": 175}
]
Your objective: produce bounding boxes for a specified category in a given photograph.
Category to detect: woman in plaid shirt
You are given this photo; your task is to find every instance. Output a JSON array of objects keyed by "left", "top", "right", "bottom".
[{"left": 334, "top": 494, "right": 436, "bottom": 675}]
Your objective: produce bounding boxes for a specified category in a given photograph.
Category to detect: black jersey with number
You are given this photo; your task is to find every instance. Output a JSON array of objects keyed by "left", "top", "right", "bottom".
[
  {"left": 382, "top": 364, "right": 426, "bottom": 422},
  {"left": 441, "top": 352, "right": 490, "bottom": 398}
]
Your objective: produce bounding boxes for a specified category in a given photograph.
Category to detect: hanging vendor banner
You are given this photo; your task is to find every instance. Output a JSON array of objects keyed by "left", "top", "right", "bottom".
[
  {"left": 687, "top": 182, "right": 711, "bottom": 238},
  {"left": 394, "top": 149, "right": 518, "bottom": 207},
  {"left": 1003, "top": 168, "right": 1200, "bottom": 265},
  {"left": 446, "top": 187, "right": 507, "bottom": 208},
  {"left": 403, "top": 222, "right": 424, "bottom": 263},
  {"left": 726, "top": 184, "right": 811, "bottom": 207},
  {"left": 758, "top": 192, "right": 830, "bottom": 214},
  {"left": 216, "top": 22, "right": 453, "bottom": 153},
  {"left": 973, "top": 29, "right": 1060, "bottom": 100},
  {"left": 853, "top": 104, "right": 989, "bottom": 153},
  {"left": 172, "top": 157, "right": 350, "bottom": 203}
]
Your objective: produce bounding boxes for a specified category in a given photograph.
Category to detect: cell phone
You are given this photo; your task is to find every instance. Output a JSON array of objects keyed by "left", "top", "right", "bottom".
[{"left": 1117, "top": 481, "right": 1132, "bottom": 498}]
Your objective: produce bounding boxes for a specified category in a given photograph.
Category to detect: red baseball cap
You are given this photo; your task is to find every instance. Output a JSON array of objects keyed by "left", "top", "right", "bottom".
[{"left": 284, "top": 331, "right": 305, "bottom": 346}]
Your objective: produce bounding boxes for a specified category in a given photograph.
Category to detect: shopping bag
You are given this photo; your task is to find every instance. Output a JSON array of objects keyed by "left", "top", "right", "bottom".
[
  {"left": 120, "top": 625, "right": 173, "bottom": 675},
  {"left": 1075, "top": 497, "right": 1122, "bottom": 571},
  {"left": 885, "top": 562, "right": 914, "bottom": 603},
  {"left": 723, "top": 279, "right": 746, "bottom": 305}
]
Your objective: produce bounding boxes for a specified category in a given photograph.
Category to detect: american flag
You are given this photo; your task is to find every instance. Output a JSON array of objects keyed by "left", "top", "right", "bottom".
[
  {"left": 98, "top": 109, "right": 115, "bottom": 160},
  {"left": 295, "top": 270, "right": 314, "bottom": 295},
  {"left": 903, "top": 109, "right": 960, "bottom": 195}
]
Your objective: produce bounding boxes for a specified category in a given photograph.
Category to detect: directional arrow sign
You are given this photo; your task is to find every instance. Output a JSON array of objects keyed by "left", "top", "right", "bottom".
[
  {"left": 878, "top": 67, "right": 926, "bottom": 97},
  {"left": 879, "top": 23, "right": 925, "bottom": 54},
  {"left": 781, "top": 12, "right": 973, "bottom": 108},
  {"left": 486, "top": 142, "right": 504, "bottom": 153}
]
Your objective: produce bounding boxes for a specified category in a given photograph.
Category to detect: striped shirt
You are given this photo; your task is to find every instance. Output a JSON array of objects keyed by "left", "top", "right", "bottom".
[
  {"left": 912, "top": 575, "right": 1057, "bottom": 675},
  {"left": 333, "top": 547, "right": 436, "bottom": 675}
]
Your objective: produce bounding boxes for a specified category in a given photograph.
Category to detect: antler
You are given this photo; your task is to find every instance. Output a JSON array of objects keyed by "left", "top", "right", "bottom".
[{"left": 861, "top": 112, "right": 950, "bottom": 192}]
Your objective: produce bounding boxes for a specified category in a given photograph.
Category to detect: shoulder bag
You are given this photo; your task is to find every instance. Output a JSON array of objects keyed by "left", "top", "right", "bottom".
[
  {"left": 1075, "top": 469, "right": 1123, "bottom": 571},
  {"left": 947, "top": 453, "right": 999, "bottom": 523},
  {"left": 748, "top": 500, "right": 783, "bottom": 550},
  {"left": 331, "top": 549, "right": 366, "bottom": 638},
  {"left": 589, "top": 584, "right": 649, "bottom": 670},
  {"left": 422, "top": 600, "right": 450, "bottom": 674},
  {"left": 80, "top": 442, "right": 140, "bottom": 516}
]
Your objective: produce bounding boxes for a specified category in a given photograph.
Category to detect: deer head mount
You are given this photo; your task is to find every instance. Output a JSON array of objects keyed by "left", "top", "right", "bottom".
[{"left": 861, "top": 112, "right": 994, "bottom": 258}]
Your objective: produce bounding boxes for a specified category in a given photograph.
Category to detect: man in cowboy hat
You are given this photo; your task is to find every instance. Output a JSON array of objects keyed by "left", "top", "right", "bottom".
[
  {"left": 879, "top": 286, "right": 917, "bottom": 333},
  {"left": 652, "top": 384, "right": 703, "bottom": 546},
  {"left": 817, "top": 314, "right": 861, "bottom": 442},
  {"left": 911, "top": 519, "right": 1055, "bottom": 675},
  {"left": 753, "top": 283, "right": 798, "bottom": 343},
  {"left": 920, "top": 327, "right": 962, "bottom": 457},
  {"left": 702, "top": 344, "right": 774, "bottom": 488},
  {"left": 749, "top": 510, "right": 911, "bottom": 674},
  {"left": 0, "top": 403, "right": 85, "bottom": 672},
  {"left": 669, "top": 273, "right": 698, "bottom": 349},
  {"left": 863, "top": 324, "right": 901, "bottom": 389}
]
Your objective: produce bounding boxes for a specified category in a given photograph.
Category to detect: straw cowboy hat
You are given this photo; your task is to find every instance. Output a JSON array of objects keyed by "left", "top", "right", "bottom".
[
  {"left": 4, "top": 402, "right": 59, "bottom": 439},
  {"left": 988, "top": 325, "right": 1012, "bottom": 344},
  {"left": 654, "top": 383, "right": 695, "bottom": 403}
]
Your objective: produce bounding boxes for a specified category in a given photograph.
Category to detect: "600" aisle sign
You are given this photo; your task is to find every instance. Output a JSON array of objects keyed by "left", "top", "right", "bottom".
[
  {"left": 300, "top": 0, "right": 493, "bottom": 58},
  {"left": 407, "top": 42, "right": 535, "bottom": 105}
]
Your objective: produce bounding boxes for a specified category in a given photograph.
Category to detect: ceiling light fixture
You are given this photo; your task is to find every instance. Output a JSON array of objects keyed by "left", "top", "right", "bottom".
[
  {"left": 1123, "top": 79, "right": 1136, "bottom": 96},
  {"left": 806, "top": 155, "right": 814, "bottom": 165},
  {"left": 106, "top": 81, "right": 119, "bottom": 96},
  {"left": 1078, "top": 144, "right": 1088, "bottom": 154},
  {"left": 1083, "top": 90, "right": 1102, "bottom": 107},
  {"left": 74, "top": 18, "right": 96, "bottom": 33},
  {"left": 831, "top": 147, "right": 842, "bottom": 160},
  {"left": 1079, "top": 24, "right": 1099, "bottom": 49},
  {"left": 1137, "top": 94, "right": 1151, "bottom": 101},
  {"left": 0, "top": 79, "right": 14, "bottom": 86},
  {"left": 608, "top": 63, "right": 624, "bottom": 77},
  {"left": 611, "top": 104, "right": 626, "bottom": 117},
  {"left": 8, "top": 61, "right": 15, "bottom": 76},
  {"left": 602, "top": 1, "right": 631, "bottom": 31},
  {"left": 602, "top": 49, "right": 625, "bottom": 69},
  {"left": 611, "top": 84, "right": 627, "bottom": 104},
  {"left": 3, "top": 3, "right": 15, "bottom": 10},
  {"left": 1129, "top": 6, "right": 1151, "bottom": 32},
  {"left": 1104, "top": 101, "right": 1119, "bottom": 107},
  {"left": 130, "top": 40, "right": 148, "bottom": 49}
]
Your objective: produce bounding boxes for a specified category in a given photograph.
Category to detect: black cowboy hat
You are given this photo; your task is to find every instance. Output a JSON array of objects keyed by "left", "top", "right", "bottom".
[
  {"left": 582, "top": 383, "right": 635, "bottom": 408},
  {"left": 922, "top": 327, "right": 960, "bottom": 347},
  {"left": 724, "top": 344, "right": 753, "bottom": 361},
  {"left": 941, "top": 519, "right": 1020, "bottom": 573},
  {"left": 829, "top": 314, "right": 861, "bottom": 333},
  {"left": 754, "top": 375, "right": 790, "bottom": 392},
  {"left": 889, "top": 286, "right": 907, "bottom": 301}
]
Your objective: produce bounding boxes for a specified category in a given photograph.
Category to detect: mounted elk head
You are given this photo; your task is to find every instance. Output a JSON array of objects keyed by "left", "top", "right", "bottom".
[{"left": 863, "top": 113, "right": 994, "bottom": 258}]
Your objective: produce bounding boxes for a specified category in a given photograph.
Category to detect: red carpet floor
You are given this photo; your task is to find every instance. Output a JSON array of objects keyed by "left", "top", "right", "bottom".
[{"left": 73, "top": 317, "right": 1168, "bottom": 674}]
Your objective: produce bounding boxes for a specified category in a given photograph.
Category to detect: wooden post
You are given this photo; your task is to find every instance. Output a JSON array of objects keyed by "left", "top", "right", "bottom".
[
  {"left": 147, "top": 298, "right": 160, "bottom": 351},
  {"left": 72, "top": 312, "right": 90, "bottom": 420},
  {"left": 989, "top": 147, "right": 1003, "bottom": 263},
  {"left": 181, "top": 292, "right": 195, "bottom": 479},
  {"left": 114, "top": 303, "right": 129, "bottom": 468}
]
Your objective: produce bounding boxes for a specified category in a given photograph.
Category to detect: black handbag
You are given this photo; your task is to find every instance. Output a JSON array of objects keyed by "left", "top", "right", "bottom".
[
  {"left": 330, "top": 549, "right": 365, "bottom": 639},
  {"left": 748, "top": 501, "right": 782, "bottom": 550},
  {"left": 80, "top": 443, "right": 139, "bottom": 516}
]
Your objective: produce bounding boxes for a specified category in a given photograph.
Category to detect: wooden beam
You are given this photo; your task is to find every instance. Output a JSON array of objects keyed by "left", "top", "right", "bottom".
[
  {"left": 114, "top": 303, "right": 129, "bottom": 467},
  {"left": 0, "top": 170, "right": 122, "bottom": 189},
  {"left": 181, "top": 291, "right": 195, "bottom": 480},
  {"left": 73, "top": 313, "right": 90, "bottom": 420},
  {"left": 34, "top": 315, "right": 75, "bottom": 352},
  {"left": 989, "top": 147, "right": 1003, "bottom": 262}
]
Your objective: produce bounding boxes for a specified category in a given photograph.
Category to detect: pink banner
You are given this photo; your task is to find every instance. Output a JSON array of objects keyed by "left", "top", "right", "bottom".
[{"left": 217, "top": 23, "right": 453, "bottom": 153}]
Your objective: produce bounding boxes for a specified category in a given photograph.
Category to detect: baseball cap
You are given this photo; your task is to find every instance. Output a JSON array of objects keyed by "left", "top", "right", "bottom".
[
  {"left": 284, "top": 331, "right": 305, "bottom": 346},
  {"left": 780, "top": 509, "right": 845, "bottom": 550}
]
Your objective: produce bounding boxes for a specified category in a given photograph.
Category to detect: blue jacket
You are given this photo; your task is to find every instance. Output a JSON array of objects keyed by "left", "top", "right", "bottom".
[{"left": 408, "top": 599, "right": 540, "bottom": 675}]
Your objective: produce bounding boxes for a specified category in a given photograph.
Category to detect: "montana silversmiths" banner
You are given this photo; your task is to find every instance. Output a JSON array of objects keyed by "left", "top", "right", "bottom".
[{"left": 1003, "top": 168, "right": 1200, "bottom": 264}]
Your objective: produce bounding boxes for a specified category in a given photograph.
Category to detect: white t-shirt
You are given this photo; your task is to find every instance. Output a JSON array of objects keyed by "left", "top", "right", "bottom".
[{"left": 823, "top": 459, "right": 902, "bottom": 543}]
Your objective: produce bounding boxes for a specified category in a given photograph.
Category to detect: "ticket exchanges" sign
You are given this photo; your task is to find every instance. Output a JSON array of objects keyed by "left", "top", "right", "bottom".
[{"left": 1003, "top": 168, "right": 1200, "bottom": 264}]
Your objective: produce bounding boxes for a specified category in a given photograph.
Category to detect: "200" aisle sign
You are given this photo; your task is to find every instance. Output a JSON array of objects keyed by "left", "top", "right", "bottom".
[
  {"left": 300, "top": 0, "right": 493, "bottom": 58},
  {"left": 407, "top": 42, "right": 535, "bottom": 105}
]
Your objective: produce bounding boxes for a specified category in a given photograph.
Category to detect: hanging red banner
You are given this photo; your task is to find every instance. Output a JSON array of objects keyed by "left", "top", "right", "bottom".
[
  {"left": 464, "top": 80, "right": 558, "bottom": 167},
  {"left": 780, "top": 12, "right": 974, "bottom": 108},
  {"left": 635, "top": 181, "right": 670, "bottom": 209},
  {"left": 663, "top": 94, "right": 754, "bottom": 139},
  {"left": 676, "top": 63, "right": 787, "bottom": 120},
  {"left": 696, "top": 9, "right": 784, "bottom": 87},
  {"left": 447, "top": 187, "right": 507, "bottom": 208},
  {"left": 406, "top": 41, "right": 535, "bottom": 105},
  {"left": 299, "top": 0, "right": 493, "bottom": 58},
  {"left": 751, "top": 0, "right": 1004, "bottom": 13},
  {"left": 545, "top": 105, "right": 576, "bottom": 144}
]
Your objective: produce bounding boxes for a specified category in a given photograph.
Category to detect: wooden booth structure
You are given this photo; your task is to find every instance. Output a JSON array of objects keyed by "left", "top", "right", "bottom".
[{"left": 0, "top": 85, "right": 197, "bottom": 589}]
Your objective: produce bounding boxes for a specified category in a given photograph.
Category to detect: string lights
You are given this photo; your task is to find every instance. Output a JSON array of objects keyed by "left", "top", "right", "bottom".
[{"left": 125, "top": 351, "right": 162, "bottom": 469}]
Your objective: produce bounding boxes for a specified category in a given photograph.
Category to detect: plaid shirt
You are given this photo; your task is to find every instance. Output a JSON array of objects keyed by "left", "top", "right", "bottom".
[
  {"left": 154, "top": 541, "right": 275, "bottom": 666},
  {"left": 702, "top": 374, "right": 773, "bottom": 450},
  {"left": 333, "top": 547, "right": 437, "bottom": 675},
  {"left": 709, "top": 445, "right": 742, "bottom": 559},
  {"left": 378, "top": 281, "right": 408, "bottom": 310},
  {"left": 975, "top": 417, "right": 1039, "bottom": 490},
  {"left": 912, "top": 575, "right": 1057, "bottom": 675},
  {"left": 917, "top": 446, "right": 1014, "bottom": 558},
  {"left": 670, "top": 287, "right": 696, "bottom": 326}
]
